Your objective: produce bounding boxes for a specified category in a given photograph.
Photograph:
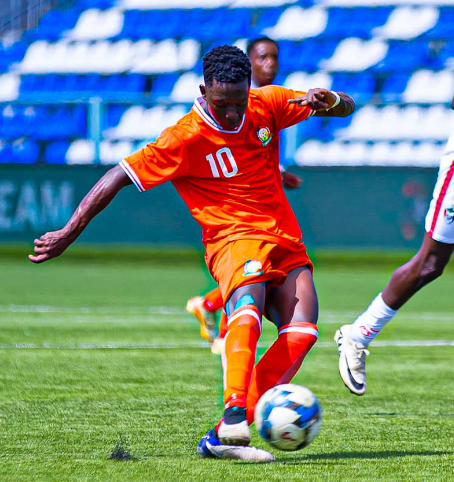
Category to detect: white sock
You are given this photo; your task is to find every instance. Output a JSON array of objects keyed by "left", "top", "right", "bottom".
[{"left": 350, "top": 293, "right": 398, "bottom": 347}]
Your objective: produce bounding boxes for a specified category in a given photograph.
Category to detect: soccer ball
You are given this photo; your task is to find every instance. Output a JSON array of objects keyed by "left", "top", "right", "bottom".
[{"left": 254, "top": 383, "right": 322, "bottom": 451}]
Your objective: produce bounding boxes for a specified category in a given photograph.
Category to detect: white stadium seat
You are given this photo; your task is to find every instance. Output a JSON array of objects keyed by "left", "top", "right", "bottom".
[
  {"left": 0, "top": 74, "right": 20, "bottom": 101},
  {"left": 320, "top": 38, "right": 388, "bottom": 72},
  {"left": 64, "top": 9, "right": 124, "bottom": 41},
  {"left": 372, "top": 6, "right": 439, "bottom": 40},
  {"left": 170, "top": 73, "right": 204, "bottom": 103},
  {"left": 403, "top": 70, "right": 454, "bottom": 104},
  {"left": 263, "top": 6, "right": 328, "bottom": 40},
  {"left": 284, "top": 71, "right": 332, "bottom": 91}
]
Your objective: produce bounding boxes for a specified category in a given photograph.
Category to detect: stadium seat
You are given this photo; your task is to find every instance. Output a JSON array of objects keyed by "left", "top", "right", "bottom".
[
  {"left": 380, "top": 74, "right": 410, "bottom": 102},
  {"left": 321, "top": 38, "right": 388, "bottom": 71},
  {"left": 372, "top": 6, "right": 439, "bottom": 40},
  {"left": 331, "top": 73, "right": 375, "bottom": 102},
  {"left": 44, "top": 141, "right": 71, "bottom": 164},
  {"left": 321, "top": 7, "right": 392, "bottom": 39},
  {"left": 403, "top": 70, "right": 454, "bottom": 103},
  {"left": 263, "top": 6, "right": 328, "bottom": 40},
  {"left": 284, "top": 71, "right": 332, "bottom": 91},
  {"left": 373, "top": 40, "right": 430, "bottom": 72},
  {"left": 423, "top": 7, "right": 454, "bottom": 39},
  {"left": 170, "top": 72, "right": 204, "bottom": 102},
  {"left": 10, "top": 139, "right": 40, "bottom": 164},
  {"left": 64, "top": 8, "right": 125, "bottom": 40},
  {"left": 152, "top": 74, "right": 178, "bottom": 98},
  {"left": 0, "top": 74, "right": 20, "bottom": 101}
]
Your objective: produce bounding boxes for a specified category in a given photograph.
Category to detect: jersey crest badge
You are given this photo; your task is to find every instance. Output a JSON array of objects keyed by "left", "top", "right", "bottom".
[
  {"left": 444, "top": 206, "right": 454, "bottom": 224},
  {"left": 243, "top": 259, "right": 264, "bottom": 277},
  {"left": 257, "top": 127, "right": 273, "bottom": 146}
]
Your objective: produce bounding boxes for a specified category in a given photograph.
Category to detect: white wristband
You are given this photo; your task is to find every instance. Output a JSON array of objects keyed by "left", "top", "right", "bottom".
[{"left": 326, "top": 91, "right": 341, "bottom": 110}]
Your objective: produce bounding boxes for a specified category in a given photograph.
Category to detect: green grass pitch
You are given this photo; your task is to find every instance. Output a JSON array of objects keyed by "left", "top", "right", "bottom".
[{"left": 0, "top": 250, "right": 453, "bottom": 481}]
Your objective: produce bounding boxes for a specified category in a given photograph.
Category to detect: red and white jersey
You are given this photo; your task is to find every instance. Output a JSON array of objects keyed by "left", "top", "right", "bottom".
[
  {"left": 425, "top": 131, "right": 454, "bottom": 243},
  {"left": 120, "top": 85, "right": 313, "bottom": 253}
]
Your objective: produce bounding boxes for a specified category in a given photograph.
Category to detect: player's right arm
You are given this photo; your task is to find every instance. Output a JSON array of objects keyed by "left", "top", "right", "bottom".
[{"left": 29, "top": 165, "right": 132, "bottom": 264}]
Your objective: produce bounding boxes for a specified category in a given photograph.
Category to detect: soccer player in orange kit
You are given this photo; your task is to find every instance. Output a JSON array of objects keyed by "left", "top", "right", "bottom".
[
  {"left": 186, "top": 37, "right": 302, "bottom": 351},
  {"left": 29, "top": 45, "right": 355, "bottom": 461}
]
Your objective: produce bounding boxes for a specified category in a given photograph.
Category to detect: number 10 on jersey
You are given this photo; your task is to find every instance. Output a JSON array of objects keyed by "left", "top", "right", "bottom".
[{"left": 206, "top": 147, "right": 238, "bottom": 178}]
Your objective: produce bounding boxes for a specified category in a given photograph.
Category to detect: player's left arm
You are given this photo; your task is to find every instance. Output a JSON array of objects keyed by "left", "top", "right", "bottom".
[{"left": 288, "top": 88, "right": 355, "bottom": 117}]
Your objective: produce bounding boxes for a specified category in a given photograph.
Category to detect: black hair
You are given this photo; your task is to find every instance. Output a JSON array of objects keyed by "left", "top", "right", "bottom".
[
  {"left": 246, "top": 37, "right": 279, "bottom": 56},
  {"left": 203, "top": 45, "right": 251, "bottom": 86}
]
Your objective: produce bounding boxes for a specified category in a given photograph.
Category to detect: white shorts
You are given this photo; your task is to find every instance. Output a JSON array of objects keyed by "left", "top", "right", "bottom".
[{"left": 425, "top": 154, "right": 454, "bottom": 244}]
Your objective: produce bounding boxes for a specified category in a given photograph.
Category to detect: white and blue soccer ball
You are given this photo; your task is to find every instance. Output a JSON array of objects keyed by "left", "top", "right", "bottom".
[{"left": 254, "top": 383, "right": 322, "bottom": 451}]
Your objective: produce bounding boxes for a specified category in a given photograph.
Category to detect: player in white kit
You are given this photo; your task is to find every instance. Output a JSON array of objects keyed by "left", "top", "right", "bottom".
[{"left": 335, "top": 94, "right": 454, "bottom": 396}]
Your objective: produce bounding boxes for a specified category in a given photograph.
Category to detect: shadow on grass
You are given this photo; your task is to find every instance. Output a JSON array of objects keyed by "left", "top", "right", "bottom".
[{"left": 274, "top": 450, "right": 453, "bottom": 464}]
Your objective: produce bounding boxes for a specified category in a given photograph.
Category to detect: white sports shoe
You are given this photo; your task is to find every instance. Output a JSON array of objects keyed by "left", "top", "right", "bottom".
[
  {"left": 197, "top": 429, "right": 275, "bottom": 462},
  {"left": 217, "top": 420, "right": 251, "bottom": 446},
  {"left": 334, "top": 324, "right": 369, "bottom": 396}
]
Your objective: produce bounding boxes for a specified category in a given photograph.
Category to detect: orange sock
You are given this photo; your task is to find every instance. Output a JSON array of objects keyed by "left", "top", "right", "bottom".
[
  {"left": 218, "top": 311, "right": 228, "bottom": 338},
  {"left": 222, "top": 305, "right": 262, "bottom": 409},
  {"left": 203, "top": 287, "right": 223, "bottom": 312},
  {"left": 246, "top": 322, "right": 318, "bottom": 424}
]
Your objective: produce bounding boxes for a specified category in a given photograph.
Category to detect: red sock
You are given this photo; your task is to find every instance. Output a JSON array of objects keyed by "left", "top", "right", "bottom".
[
  {"left": 203, "top": 287, "right": 223, "bottom": 312},
  {"left": 222, "top": 305, "right": 262, "bottom": 409},
  {"left": 246, "top": 322, "right": 318, "bottom": 424}
]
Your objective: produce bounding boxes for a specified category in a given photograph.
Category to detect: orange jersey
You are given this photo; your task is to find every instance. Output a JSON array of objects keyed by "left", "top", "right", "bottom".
[{"left": 120, "top": 85, "right": 313, "bottom": 253}]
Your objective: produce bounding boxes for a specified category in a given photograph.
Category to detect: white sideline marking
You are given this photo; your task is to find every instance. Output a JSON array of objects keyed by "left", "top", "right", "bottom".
[
  {"left": 0, "top": 305, "right": 186, "bottom": 315},
  {"left": 0, "top": 340, "right": 453, "bottom": 350},
  {"left": 1, "top": 305, "right": 452, "bottom": 323}
]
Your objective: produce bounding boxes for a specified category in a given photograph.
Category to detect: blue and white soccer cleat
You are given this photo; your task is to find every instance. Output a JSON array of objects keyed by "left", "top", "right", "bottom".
[
  {"left": 335, "top": 324, "right": 369, "bottom": 396},
  {"left": 197, "top": 429, "right": 275, "bottom": 462}
]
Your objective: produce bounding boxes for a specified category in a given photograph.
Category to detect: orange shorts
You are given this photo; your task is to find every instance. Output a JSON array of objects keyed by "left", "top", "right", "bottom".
[{"left": 205, "top": 238, "right": 313, "bottom": 304}]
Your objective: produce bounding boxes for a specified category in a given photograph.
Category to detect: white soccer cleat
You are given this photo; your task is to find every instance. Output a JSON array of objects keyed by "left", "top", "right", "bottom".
[
  {"left": 334, "top": 324, "right": 369, "bottom": 396},
  {"left": 185, "top": 296, "right": 217, "bottom": 343},
  {"left": 217, "top": 420, "right": 251, "bottom": 446},
  {"left": 197, "top": 429, "right": 275, "bottom": 462}
]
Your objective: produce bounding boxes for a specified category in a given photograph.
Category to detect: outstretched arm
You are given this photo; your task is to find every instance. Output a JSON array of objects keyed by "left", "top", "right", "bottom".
[
  {"left": 29, "top": 165, "right": 132, "bottom": 264},
  {"left": 288, "top": 88, "right": 355, "bottom": 117}
]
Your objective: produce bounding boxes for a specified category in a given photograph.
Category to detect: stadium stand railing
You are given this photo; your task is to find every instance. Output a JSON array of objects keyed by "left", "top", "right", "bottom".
[{"left": 1, "top": 0, "right": 453, "bottom": 166}]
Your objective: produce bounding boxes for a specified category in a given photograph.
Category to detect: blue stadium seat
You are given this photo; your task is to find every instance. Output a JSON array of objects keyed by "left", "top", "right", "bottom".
[
  {"left": 19, "top": 75, "right": 38, "bottom": 94},
  {"left": 125, "top": 10, "right": 183, "bottom": 41},
  {"left": 0, "top": 41, "right": 27, "bottom": 72},
  {"left": 44, "top": 141, "right": 70, "bottom": 164},
  {"left": 373, "top": 40, "right": 430, "bottom": 72},
  {"left": 435, "top": 40, "right": 454, "bottom": 69},
  {"left": 325, "top": 116, "right": 354, "bottom": 139},
  {"left": 152, "top": 74, "right": 178, "bottom": 98},
  {"left": 322, "top": 7, "right": 392, "bottom": 39},
  {"left": 297, "top": 116, "right": 326, "bottom": 141},
  {"left": 75, "top": 0, "right": 116, "bottom": 9},
  {"left": 24, "top": 8, "right": 80, "bottom": 41},
  {"left": 251, "top": 8, "right": 283, "bottom": 36},
  {"left": 0, "top": 106, "right": 27, "bottom": 138},
  {"left": 279, "top": 40, "right": 339, "bottom": 73},
  {"left": 10, "top": 139, "right": 40, "bottom": 164},
  {"left": 331, "top": 73, "right": 375, "bottom": 102},
  {"left": 423, "top": 7, "right": 454, "bottom": 39},
  {"left": 380, "top": 75, "right": 410, "bottom": 102},
  {"left": 104, "top": 104, "right": 127, "bottom": 129},
  {"left": 0, "top": 143, "right": 13, "bottom": 163}
]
